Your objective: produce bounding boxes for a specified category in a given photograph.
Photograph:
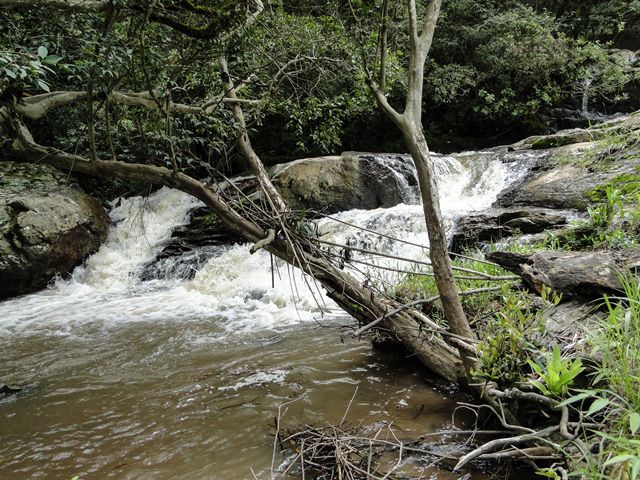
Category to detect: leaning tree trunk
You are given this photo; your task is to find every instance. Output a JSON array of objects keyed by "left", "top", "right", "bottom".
[
  {"left": 0, "top": 0, "right": 472, "bottom": 384},
  {"left": 367, "top": 0, "right": 476, "bottom": 373},
  {"left": 10, "top": 120, "right": 466, "bottom": 382},
  {"left": 401, "top": 126, "right": 474, "bottom": 343}
]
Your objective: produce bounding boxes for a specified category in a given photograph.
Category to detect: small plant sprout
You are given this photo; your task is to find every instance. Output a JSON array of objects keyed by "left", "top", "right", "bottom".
[{"left": 528, "top": 345, "right": 584, "bottom": 397}]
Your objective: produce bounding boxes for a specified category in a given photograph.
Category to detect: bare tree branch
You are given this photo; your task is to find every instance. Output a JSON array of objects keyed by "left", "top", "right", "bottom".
[
  {"left": 418, "top": 0, "right": 443, "bottom": 56},
  {"left": 0, "top": 90, "right": 259, "bottom": 126},
  {"left": 9, "top": 92, "right": 88, "bottom": 120},
  {"left": 365, "top": 79, "right": 403, "bottom": 126},
  {"left": 11, "top": 119, "right": 263, "bottom": 241}
]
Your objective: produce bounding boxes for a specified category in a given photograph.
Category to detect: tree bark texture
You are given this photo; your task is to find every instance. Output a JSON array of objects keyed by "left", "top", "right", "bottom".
[{"left": 367, "top": 0, "right": 475, "bottom": 369}]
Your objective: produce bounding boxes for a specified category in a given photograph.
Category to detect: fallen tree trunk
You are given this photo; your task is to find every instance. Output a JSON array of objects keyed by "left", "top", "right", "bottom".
[
  {"left": 11, "top": 120, "right": 466, "bottom": 381},
  {"left": 488, "top": 249, "right": 640, "bottom": 299},
  {"left": 1, "top": 0, "right": 472, "bottom": 382}
]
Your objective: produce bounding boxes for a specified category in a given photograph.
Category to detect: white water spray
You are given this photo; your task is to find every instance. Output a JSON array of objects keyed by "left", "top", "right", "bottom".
[{"left": 0, "top": 149, "right": 537, "bottom": 336}]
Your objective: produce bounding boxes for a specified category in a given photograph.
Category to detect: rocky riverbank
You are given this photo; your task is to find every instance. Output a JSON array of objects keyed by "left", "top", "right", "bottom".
[
  {"left": 452, "top": 112, "right": 640, "bottom": 252},
  {"left": 2, "top": 112, "right": 639, "bottom": 301},
  {"left": 0, "top": 161, "right": 109, "bottom": 299}
]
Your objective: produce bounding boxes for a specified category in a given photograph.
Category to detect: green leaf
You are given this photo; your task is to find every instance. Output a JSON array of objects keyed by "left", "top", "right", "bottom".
[
  {"left": 630, "top": 412, "right": 640, "bottom": 434},
  {"left": 587, "top": 397, "right": 610, "bottom": 416},
  {"left": 37, "top": 46, "right": 48, "bottom": 59},
  {"left": 556, "top": 391, "right": 595, "bottom": 407},
  {"left": 43, "top": 55, "right": 62, "bottom": 65},
  {"left": 36, "top": 79, "right": 50, "bottom": 92},
  {"left": 531, "top": 380, "right": 550, "bottom": 396},
  {"left": 604, "top": 454, "right": 635, "bottom": 466},
  {"left": 4, "top": 67, "right": 16, "bottom": 79},
  {"left": 632, "top": 458, "right": 640, "bottom": 480},
  {"left": 527, "top": 359, "right": 543, "bottom": 376}
]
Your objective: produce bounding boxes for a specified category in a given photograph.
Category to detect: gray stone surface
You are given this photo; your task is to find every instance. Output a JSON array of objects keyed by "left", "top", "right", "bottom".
[
  {"left": 272, "top": 154, "right": 413, "bottom": 213},
  {"left": 495, "top": 114, "right": 640, "bottom": 210},
  {"left": 0, "top": 161, "right": 109, "bottom": 299},
  {"left": 450, "top": 207, "right": 569, "bottom": 253}
]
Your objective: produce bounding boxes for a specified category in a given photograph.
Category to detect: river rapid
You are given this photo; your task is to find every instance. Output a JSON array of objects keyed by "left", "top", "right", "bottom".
[{"left": 0, "top": 150, "right": 542, "bottom": 479}]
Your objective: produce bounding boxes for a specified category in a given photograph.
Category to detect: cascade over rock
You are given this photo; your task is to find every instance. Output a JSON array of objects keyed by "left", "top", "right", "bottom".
[
  {"left": 142, "top": 152, "right": 422, "bottom": 269},
  {"left": 494, "top": 114, "right": 640, "bottom": 211},
  {"left": 452, "top": 113, "right": 640, "bottom": 250},
  {"left": 0, "top": 161, "right": 109, "bottom": 299}
]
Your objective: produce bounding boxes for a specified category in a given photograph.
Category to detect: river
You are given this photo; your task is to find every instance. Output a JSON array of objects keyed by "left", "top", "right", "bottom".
[{"left": 0, "top": 149, "right": 542, "bottom": 479}]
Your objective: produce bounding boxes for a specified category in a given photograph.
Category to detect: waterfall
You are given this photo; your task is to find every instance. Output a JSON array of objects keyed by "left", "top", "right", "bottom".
[
  {"left": 318, "top": 148, "right": 534, "bottom": 262},
  {"left": 0, "top": 146, "right": 542, "bottom": 479},
  {"left": 367, "top": 153, "right": 420, "bottom": 204},
  {"left": 0, "top": 148, "right": 538, "bottom": 336}
]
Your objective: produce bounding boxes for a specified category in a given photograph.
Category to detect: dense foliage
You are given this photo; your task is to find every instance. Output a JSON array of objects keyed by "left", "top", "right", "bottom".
[{"left": 0, "top": 0, "right": 638, "bottom": 171}]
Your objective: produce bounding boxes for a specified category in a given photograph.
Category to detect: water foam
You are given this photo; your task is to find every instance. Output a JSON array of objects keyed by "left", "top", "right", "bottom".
[
  {"left": 0, "top": 148, "right": 537, "bottom": 336},
  {"left": 0, "top": 188, "right": 329, "bottom": 336},
  {"left": 317, "top": 150, "right": 535, "bottom": 280}
]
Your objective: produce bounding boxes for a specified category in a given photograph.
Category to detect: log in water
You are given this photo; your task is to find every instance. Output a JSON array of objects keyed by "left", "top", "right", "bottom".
[{"left": 0, "top": 150, "right": 541, "bottom": 479}]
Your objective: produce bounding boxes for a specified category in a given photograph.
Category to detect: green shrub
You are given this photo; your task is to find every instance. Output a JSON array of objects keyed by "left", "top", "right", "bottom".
[
  {"left": 474, "top": 286, "right": 543, "bottom": 387},
  {"left": 528, "top": 345, "right": 584, "bottom": 397}
]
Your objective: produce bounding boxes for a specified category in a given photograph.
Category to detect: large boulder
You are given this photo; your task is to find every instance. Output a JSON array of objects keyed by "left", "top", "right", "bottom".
[
  {"left": 272, "top": 153, "right": 415, "bottom": 213},
  {"left": 0, "top": 161, "right": 109, "bottom": 299},
  {"left": 494, "top": 161, "right": 606, "bottom": 210},
  {"left": 495, "top": 115, "right": 640, "bottom": 210}
]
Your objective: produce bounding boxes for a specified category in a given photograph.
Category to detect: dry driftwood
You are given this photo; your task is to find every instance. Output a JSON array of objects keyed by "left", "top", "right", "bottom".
[{"left": 487, "top": 248, "right": 640, "bottom": 298}]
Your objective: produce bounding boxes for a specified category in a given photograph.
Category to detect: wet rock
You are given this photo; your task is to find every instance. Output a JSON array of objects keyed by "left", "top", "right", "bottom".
[
  {"left": 450, "top": 207, "right": 569, "bottom": 253},
  {"left": 138, "top": 206, "right": 239, "bottom": 281},
  {"left": 495, "top": 117, "right": 640, "bottom": 211},
  {"left": 493, "top": 159, "right": 640, "bottom": 210},
  {"left": 526, "top": 129, "right": 596, "bottom": 150},
  {"left": 0, "top": 161, "right": 109, "bottom": 299},
  {"left": 0, "top": 384, "right": 22, "bottom": 398},
  {"left": 159, "top": 206, "right": 239, "bottom": 253},
  {"left": 487, "top": 248, "right": 640, "bottom": 299},
  {"left": 494, "top": 163, "right": 602, "bottom": 210},
  {"left": 272, "top": 153, "right": 416, "bottom": 214}
]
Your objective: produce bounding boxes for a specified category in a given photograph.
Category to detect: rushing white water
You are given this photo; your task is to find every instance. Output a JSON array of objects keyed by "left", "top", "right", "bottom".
[
  {"left": 0, "top": 188, "right": 326, "bottom": 337},
  {"left": 0, "top": 149, "right": 537, "bottom": 337},
  {"left": 369, "top": 153, "right": 420, "bottom": 204},
  {"left": 318, "top": 150, "right": 534, "bottom": 272},
  {"left": 0, "top": 149, "right": 542, "bottom": 480}
]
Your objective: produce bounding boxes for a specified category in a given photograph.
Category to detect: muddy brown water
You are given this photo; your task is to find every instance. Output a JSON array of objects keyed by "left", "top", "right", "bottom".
[
  {"left": 0, "top": 316, "right": 533, "bottom": 479},
  {"left": 0, "top": 150, "right": 543, "bottom": 479}
]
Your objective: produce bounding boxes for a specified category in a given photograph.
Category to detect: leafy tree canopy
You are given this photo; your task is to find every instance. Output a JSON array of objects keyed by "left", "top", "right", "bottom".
[{"left": 0, "top": 0, "right": 638, "bottom": 168}]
